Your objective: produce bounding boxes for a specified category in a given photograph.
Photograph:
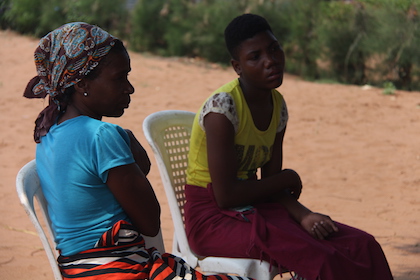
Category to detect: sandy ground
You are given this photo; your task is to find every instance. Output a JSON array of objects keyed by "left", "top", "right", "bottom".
[{"left": 0, "top": 30, "right": 419, "bottom": 279}]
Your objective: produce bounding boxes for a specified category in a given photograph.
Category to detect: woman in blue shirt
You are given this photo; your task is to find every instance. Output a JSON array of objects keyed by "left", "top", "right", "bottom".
[{"left": 24, "top": 22, "right": 251, "bottom": 280}]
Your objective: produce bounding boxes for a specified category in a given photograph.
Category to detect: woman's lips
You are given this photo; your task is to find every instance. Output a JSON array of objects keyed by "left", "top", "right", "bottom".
[{"left": 267, "top": 71, "right": 282, "bottom": 81}]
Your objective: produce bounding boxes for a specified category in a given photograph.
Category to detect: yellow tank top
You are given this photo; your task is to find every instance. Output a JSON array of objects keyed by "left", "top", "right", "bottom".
[{"left": 186, "top": 79, "right": 288, "bottom": 188}]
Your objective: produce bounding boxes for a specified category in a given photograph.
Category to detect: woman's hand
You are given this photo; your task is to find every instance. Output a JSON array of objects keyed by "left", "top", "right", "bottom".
[
  {"left": 300, "top": 212, "right": 339, "bottom": 240},
  {"left": 125, "top": 129, "right": 151, "bottom": 175}
]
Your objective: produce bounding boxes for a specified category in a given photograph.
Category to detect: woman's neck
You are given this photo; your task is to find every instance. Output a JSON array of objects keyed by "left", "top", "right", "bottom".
[
  {"left": 57, "top": 104, "right": 101, "bottom": 124},
  {"left": 238, "top": 78, "right": 274, "bottom": 131},
  {"left": 238, "top": 78, "right": 272, "bottom": 106}
]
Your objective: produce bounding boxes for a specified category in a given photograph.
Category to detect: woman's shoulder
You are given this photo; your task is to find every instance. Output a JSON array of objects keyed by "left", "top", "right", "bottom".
[
  {"left": 204, "top": 79, "right": 241, "bottom": 110},
  {"left": 271, "top": 90, "right": 288, "bottom": 132},
  {"left": 212, "top": 79, "right": 240, "bottom": 94},
  {"left": 61, "top": 116, "right": 126, "bottom": 138},
  {"left": 79, "top": 116, "right": 121, "bottom": 129},
  {"left": 200, "top": 92, "right": 239, "bottom": 133},
  {"left": 91, "top": 119, "right": 127, "bottom": 138}
]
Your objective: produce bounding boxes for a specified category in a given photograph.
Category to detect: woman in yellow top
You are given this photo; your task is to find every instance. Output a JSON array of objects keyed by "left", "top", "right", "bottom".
[{"left": 184, "top": 13, "right": 393, "bottom": 280}]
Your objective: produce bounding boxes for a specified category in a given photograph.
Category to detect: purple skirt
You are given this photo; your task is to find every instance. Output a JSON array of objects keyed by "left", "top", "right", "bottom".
[{"left": 184, "top": 184, "right": 393, "bottom": 280}]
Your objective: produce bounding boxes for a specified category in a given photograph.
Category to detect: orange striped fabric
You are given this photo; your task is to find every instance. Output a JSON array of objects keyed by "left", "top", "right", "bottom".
[{"left": 58, "top": 220, "right": 253, "bottom": 280}]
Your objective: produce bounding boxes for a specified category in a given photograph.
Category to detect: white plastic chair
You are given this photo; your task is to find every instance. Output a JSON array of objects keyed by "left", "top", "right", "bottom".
[
  {"left": 16, "top": 159, "right": 165, "bottom": 280},
  {"left": 16, "top": 159, "right": 62, "bottom": 280},
  {"left": 143, "top": 110, "right": 282, "bottom": 280}
]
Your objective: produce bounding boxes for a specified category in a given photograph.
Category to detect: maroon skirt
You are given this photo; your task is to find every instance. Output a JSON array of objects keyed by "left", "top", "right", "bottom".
[{"left": 184, "top": 184, "right": 393, "bottom": 280}]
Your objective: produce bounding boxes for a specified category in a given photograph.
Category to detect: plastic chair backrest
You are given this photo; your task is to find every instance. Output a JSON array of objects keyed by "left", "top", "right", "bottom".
[
  {"left": 143, "top": 110, "right": 281, "bottom": 279},
  {"left": 16, "top": 159, "right": 62, "bottom": 280},
  {"left": 16, "top": 160, "right": 165, "bottom": 280},
  {"left": 143, "top": 110, "right": 196, "bottom": 265}
]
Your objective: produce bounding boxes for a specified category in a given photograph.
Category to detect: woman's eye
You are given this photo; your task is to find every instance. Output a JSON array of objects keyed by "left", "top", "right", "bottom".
[
  {"left": 250, "top": 54, "right": 259, "bottom": 60},
  {"left": 271, "top": 45, "right": 281, "bottom": 52}
]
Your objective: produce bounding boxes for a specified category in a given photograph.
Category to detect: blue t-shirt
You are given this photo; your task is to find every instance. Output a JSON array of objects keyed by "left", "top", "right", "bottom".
[{"left": 36, "top": 116, "right": 134, "bottom": 256}]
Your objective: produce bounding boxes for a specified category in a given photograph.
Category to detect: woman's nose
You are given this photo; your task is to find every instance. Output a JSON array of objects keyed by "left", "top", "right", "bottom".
[
  {"left": 264, "top": 54, "right": 276, "bottom": 68},
  {"left": 127, "top": 81, "right": 135, "bottom": 95}
]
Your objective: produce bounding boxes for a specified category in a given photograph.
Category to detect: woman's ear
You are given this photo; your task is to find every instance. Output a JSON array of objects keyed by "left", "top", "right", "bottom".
[
  {"left": 231, "top": 59, "right": 242, "bottom": 76},
  {"left": 74, "top": 79, "right": 88, "bottom": 94}
]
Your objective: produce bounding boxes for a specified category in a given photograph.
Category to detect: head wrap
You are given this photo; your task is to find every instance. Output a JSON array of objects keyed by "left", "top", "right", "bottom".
[{"left": 24, "top": 22, "right": 117, "bottom": 143}]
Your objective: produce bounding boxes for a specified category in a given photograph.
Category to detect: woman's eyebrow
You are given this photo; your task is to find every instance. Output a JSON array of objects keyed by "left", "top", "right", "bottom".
[{"left": 245, "top": 48, "right": 261, "bottom": 56}]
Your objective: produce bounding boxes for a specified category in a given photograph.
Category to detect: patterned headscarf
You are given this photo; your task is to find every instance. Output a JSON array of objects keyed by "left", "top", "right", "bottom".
[{"left": 24, "top": 22, "right": 118, "bottom": 143}]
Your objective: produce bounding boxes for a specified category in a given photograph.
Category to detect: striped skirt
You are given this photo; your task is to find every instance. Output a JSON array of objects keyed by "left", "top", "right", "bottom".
[{"left": 58, "top": 220, "right": 252, "bottom": 280}]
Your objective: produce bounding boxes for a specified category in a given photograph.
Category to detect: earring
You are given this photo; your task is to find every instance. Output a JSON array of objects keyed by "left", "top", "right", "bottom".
[{"left": 83, "top": 92, "right": 88, "bottom": 97}]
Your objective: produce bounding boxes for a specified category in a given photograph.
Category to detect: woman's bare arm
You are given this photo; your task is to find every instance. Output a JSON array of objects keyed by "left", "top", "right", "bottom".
[
  {"left": 262, "top": 125, "right": 338, "bottom": 238},
  {"left": 107, "top": 163, "right": 161, "bottom": 236},
  {"left": 205, "top": 112, "right": 338, "bottom": 239},
  {"left": 125, "top": 129, "right": 151, "bottom": 176},
  {"left": 205, "top": 112, "right": 302, "bottom": 209}
]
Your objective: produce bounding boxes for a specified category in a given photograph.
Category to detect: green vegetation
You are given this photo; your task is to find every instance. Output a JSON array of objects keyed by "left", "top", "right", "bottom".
[
  {"left": 383, "top": 81, "right": 396, "bottom": 95},
  {"left": 1, "top": 0, "right": 128, "bottom": 37},
  {"left": 1, "top": 0, "right": 419, "bottom": 91}
]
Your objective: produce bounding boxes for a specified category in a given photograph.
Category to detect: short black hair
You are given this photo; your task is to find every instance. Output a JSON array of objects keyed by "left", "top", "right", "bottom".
[{"left": 224, "top": 14, "right": 273, "bottom": 60}]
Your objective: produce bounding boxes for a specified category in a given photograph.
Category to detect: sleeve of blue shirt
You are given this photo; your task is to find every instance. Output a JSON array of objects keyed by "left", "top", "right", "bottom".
[{"left": 93, "top": 123, "right": 135, "bottom": 183}]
